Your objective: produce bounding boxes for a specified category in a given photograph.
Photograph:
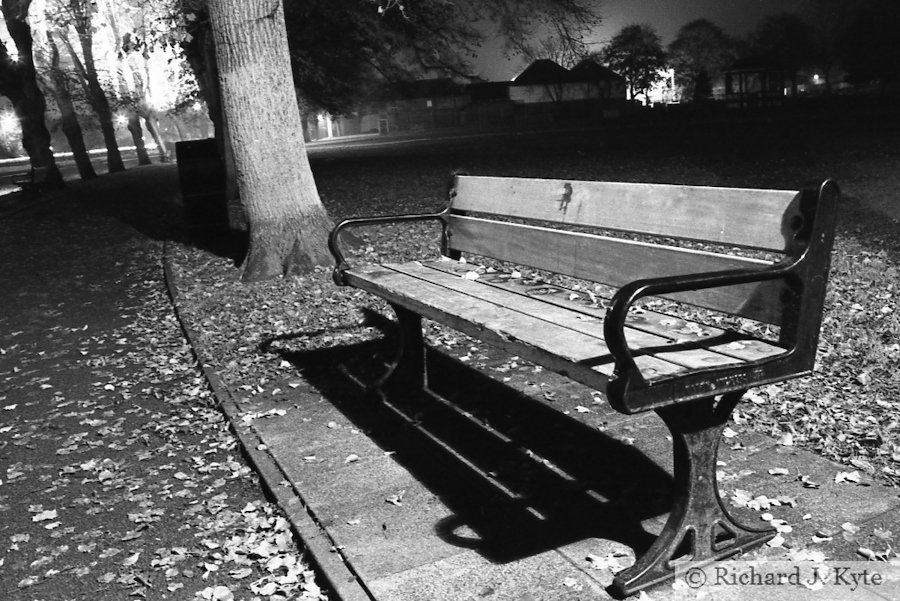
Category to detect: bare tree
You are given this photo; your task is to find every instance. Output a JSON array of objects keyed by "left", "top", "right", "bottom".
[
  {"left": 0, "top": 0, "right": 64, "bottom": 187},
  {"left": 43, "top": 30, "right": 96, "bottom": 179},
  {"left": 50, "top": 0, "right": 126, "bottom": 172}
]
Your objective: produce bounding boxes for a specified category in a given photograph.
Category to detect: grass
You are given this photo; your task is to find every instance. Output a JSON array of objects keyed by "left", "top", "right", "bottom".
[{"left": 170, "top": 103, "right": 900, "bottom": 488}]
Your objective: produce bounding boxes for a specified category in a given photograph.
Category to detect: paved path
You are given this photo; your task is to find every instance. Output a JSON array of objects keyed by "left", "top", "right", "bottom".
[{"left": 0, "top": 167, "right": 323, "bottom": 600}]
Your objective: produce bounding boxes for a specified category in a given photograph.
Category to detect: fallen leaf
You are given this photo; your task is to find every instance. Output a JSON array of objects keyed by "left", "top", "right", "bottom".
[
  {"left": 777, "top": 432, "right": 794, "bottom": 446},
  {"left": 230, "top": 567, "right": 253, "bottom": 579},
  {"left": 386, "top": 490, "right": 406, "bottom": 506},
  {"left": 835, "top": 470, "right": 861, "bottom": 484},
  {"left": 31, "top": 509, "right": 58, "bottom": 522}
]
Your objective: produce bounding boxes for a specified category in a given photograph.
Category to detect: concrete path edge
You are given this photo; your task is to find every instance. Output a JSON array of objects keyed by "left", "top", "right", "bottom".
[{"left": 162, "top": 241, "right": 374, "bottom": 601}]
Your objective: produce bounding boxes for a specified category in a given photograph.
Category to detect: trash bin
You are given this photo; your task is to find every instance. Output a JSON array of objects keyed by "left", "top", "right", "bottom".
[{"left": 175, "top": 138, "right": 228, "bottom": 228}]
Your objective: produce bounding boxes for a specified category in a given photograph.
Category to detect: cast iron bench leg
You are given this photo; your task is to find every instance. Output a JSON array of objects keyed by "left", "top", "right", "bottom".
[
  {"left": 368, "top": 303, "right": 426, "bottom": 397},
  {"left": 611, "top": 391, "right": 775, "bottom": 597}
]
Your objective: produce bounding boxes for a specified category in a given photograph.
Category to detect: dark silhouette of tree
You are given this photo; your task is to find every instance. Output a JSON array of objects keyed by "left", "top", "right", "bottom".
[
  {"left": 280, "top": 0, "right": 601, "bottom": 116},
  {"left": 0, "top": 0, "right": 64, "bottom": 188},
  {"left": 599, "top": 24, "right": 666, "bottom": 103},
  {"left": 668, "top": 18, "right": 737, "bottom": 102},
  {"left": 748, "top": 13, "right": 817, "bottom": 96},
  {"left": 806, "top": 0, "right": 853, "bottom": 93},
  {"left": 837, "top": 0, "right": 900, "bottom": 90}
]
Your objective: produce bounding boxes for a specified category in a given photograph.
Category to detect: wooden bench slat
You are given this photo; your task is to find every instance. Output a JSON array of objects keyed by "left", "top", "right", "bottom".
[
  {"left": 344, "top": 264, "right": 688, "bottom": 386},
  {"left": 448, "top": 215, "right": 787, "bottom": 324},
  {"left": 425, "top": 260, "right": 788, "bottom": 365},
  {"left": 392, "top": 261, "right": 759, "bottom": 374},
  {"left": 452, "top": 176, "right": 801, "bottom": 251}
]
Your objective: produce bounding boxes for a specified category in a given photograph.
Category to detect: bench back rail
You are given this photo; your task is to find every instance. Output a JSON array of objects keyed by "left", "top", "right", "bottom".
[{"left": 445, "top": 175, "right": 826, "bottom": 328}]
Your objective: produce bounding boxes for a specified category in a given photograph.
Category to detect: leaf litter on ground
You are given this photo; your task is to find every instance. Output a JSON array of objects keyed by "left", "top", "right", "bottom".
[{"left": 0, "top": 207, "right": 327, "bottom": 600}]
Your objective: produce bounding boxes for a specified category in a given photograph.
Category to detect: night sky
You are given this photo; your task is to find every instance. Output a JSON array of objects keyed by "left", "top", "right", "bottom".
[{"left": 476, "top": 0, "right": 813, "bottom": 80}]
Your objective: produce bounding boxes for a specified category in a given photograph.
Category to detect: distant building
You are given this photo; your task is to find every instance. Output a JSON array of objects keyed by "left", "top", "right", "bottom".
[
  {"left": 508, "top": 59, "right": 626, "bottom": 104},
  {"left": 304, "top": 59, "right": 628, "bottom": 140}
]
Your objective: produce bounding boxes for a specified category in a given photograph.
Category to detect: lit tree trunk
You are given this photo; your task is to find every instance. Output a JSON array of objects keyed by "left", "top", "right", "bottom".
[
  {"left": 58, "top": 27, "right": 125, "bottom": 173},
  {"left": 45, "top": 33, "right": 95, "bottom": 180},
  {"left": 208, "top": 0, "right": 332, "bottom": 281},
  {"left": 168, "top": 113, "right": 186, "bottom": 140},
  {"left": 0, "top": 0, "right": 64, "bottom": 189},
  {"left": 126, "top": 112, "right": 152, "bottom": 165},
  {"left": 143, "top": 112, "right": 169, "bottom": 162}
]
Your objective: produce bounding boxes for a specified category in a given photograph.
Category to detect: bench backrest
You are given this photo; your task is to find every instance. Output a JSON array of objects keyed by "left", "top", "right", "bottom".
[{"left": 445, "top": 175, "right": 836, "bottom": 326}]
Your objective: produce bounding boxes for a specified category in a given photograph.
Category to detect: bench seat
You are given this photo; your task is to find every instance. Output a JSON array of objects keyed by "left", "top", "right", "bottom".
[{"left": 345, "top": 259, "right": 788, "bottom": 394}]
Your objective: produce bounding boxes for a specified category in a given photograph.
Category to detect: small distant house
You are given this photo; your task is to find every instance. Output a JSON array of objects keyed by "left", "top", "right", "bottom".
[
  {"left": 569, "top": 60, "right": 628, "bottom": 101},
  {"left": 507, "top": 59, "right": 626, "bottom": 104}
]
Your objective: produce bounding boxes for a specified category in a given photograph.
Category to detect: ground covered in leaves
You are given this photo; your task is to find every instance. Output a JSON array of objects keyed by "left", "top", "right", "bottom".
[
  {"left": 172, "top": 105, "right": 900, "bottom": 500},
  {"left": 0, "top": 168, "right": 326, "bottom": 601}
]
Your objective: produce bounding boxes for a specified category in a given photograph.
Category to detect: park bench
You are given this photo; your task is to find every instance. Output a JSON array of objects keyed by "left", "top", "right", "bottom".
[
  {"left": 328, "top": 173, "right": 839, "bottom": 596},
  {"left": 9, "top": 165, "right": 49, "bottom": 195}
]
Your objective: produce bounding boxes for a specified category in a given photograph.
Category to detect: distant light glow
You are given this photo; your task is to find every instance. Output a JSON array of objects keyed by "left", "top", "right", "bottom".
[
  {"left": 0, "top": 112, "right": 17, "bottom": 133},
  {"left": 115, "top": 114, "right": 128, "bottom": 127}
]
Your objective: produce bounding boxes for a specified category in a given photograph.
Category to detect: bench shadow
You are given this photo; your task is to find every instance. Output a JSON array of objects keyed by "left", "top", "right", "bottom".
[{"left": 262, "top": 313, "right": 675, "bottom": 567}]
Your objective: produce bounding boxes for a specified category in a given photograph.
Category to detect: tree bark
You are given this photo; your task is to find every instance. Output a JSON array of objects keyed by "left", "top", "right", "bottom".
[
  {"left": 58, "top": 26, "right": 125, "bottom": 173},
  {"left": 207, "top": 0, "right": 332, "bottom": 281},
  {"left": 168, "top": 113, "right": 187, "bottom": 141},
  {"left": 127, "top": 112, "right": 152, "bottom": 165},
  {"left": 143, "top": 113, "right": 169, "bottom": 162},
  {"left": 46, "top": 33, "right": 96, "bottom": 179},
  {"left": 0, "top": 0, "right": 64, "bottom": 189}
]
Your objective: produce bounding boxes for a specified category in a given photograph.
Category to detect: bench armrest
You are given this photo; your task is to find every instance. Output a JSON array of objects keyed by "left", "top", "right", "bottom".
[
  {"left": 603, "top": 259, "right": 804, "bottom": 413},
  {"left": 329, "top": 211, "right": 449, "bottom": 285}
]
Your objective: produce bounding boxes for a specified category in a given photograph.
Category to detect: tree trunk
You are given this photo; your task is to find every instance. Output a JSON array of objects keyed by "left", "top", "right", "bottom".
[
  {"left": 60, "top": 27, "right": 126, "bottom": 173},
  {"left": 0, "top": 0, "right": 64, "bottom": 189},
  {"left": 168, "top": 113, "right": 187, "bottom": 141},
  {"left": 127, "top": 112, "right": 152, "bottom": 165},
  {"left": 52, "top": 84, "right": 97, "bottom": 179},
  {"left": 220, "top": 112, "right": 247, "bottom": 231},
  {"left": 143, "top": 113, "right": 170, "bottom": 162},
  {"left": 208, "top": 0, "right": 332, "bottom": 281},
  {"left": 46, "top": 33, "right": 96, "bottom": 180}
]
